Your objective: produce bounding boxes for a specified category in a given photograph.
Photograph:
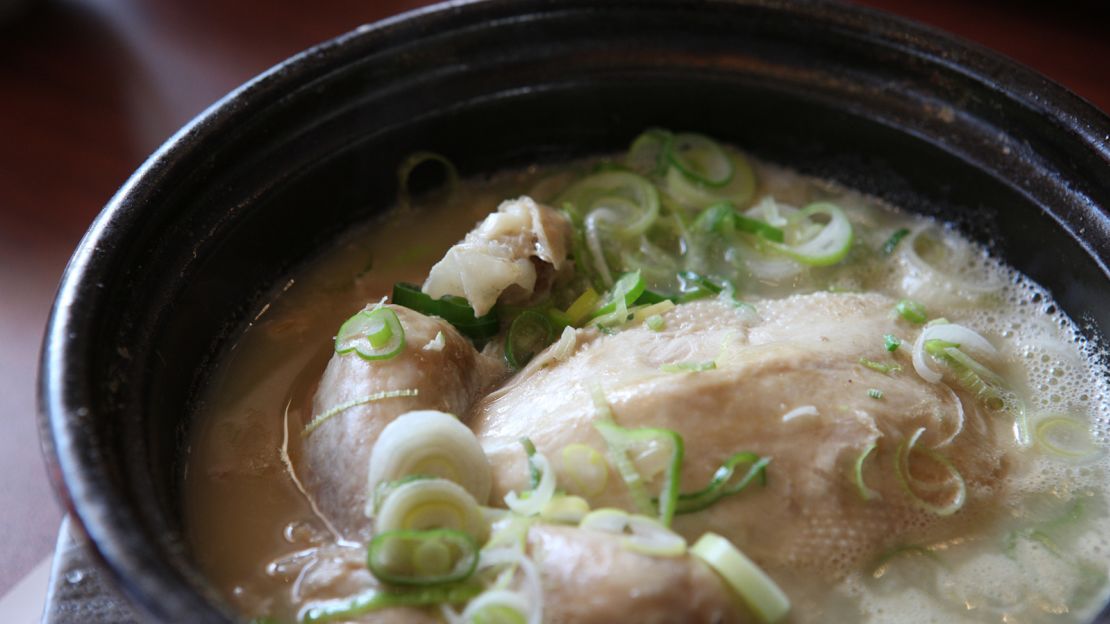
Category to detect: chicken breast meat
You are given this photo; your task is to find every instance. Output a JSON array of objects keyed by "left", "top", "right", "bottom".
[{"left": 472, "top": 292, "right": 1009, "bottom": 579}]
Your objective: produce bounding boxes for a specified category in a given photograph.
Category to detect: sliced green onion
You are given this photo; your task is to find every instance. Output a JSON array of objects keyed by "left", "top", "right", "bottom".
[
  {"left": 635, "top": 289, "right": 676, "bottom": 305},
  {"left": 645, "top": 314, "right": 665, "bottom": 331},
  {"left": 505, "top": 311, "right": 554, "bottom": 370},
  {"left": 859, "top": 358, "right": 902, "bottom": 375},
  {"left": 663, "top": 151, "right": 756, "bottom": 209},
  {"left": 884, "top": 334, "right": 902, "bottom": 352},
  {"left": 853, "top": 442, "right": 881, "bottom": 501},
  {"left": 660, "top": 360, "right": 717, "bottom": 373},
  {"left": 625, "top": 128, "right": 673, "bottom": 177},
  {"left": 594, "top": 419, "right": 684, "bottom": 526},
  {"left": 302, "top": 583, "right": 481, "bottom": 623},
  {"left": 670, "top": 452, "right": 769, "bottom": 515},
  {"left": 560, "top": 170, "right": 661, "bottom": 239},
  {"left": 691, "top": 532, "right": 790, "bottom": 624},
  {"left": 375, "top": 478, "right": 489, "bottom": 543},
  {"left": 667, "top": 132, "right": 734, "bottom": 187},
  {"left": 590, "top": 270, "right": 646, "bottom": 320},
  {"left": 579, "top": 508, "right": 687, "bottom": 557},
  {"left": 303, "top": 389, "right": 419, "bottom": 436},
  {"left": 540, "top": 494, "right": 591, "bottom": 524},
  {"left": 766, "top": 202, "right": 853, "bottom": 266},
  {"left": 675, "top": 270, "right": 723, "bottom": 303},
  {"left": 519, "top": 438, "right": 541, "bottom": 488},
  {"left": 631, "top": 300, "right": 675, "bottom": 326},
  {"left": 894, "top": 428, "right": 966, "bottom": 516},
  {"left": 504, "top": 443, "right": 557, "bottom": 517},
  {"left": 695, "top": 202, "right": 784, "bottom": 242},
  {"left": 396, "top": 151, "right": 458, "bottom": 212},
  {"left": 335, "top": 307, "right": 405, "bottom": 361},
  {"left": 367, "top": 529, "right": 478, "bottom": 586},
  {"left": 881, "top": 228, "right": 911, "bottom": 255},
  {"left": 459, "top": 590, "right": 530, "bottom": 624},
  {"left": 560, "top": 443, "right": 609, "bottom": 497},
  {"left": 391, "top": 282, "right": 499, "bottom": 340},
  {"left": 894, "top": 299, "right": 927, "bottom": 324},
  {"left": 367, "top": 410, "right": 492, "bottom": 508},
  {"left": 564, "top": 288, "right": 601, "bottom": 326},
  {"left": 1035, "top": 417, "right": 1101, "bottom": 460},
  {"left": 867, "top": 389, "right": 884, "bottom": 400},
  {"left": 914, "top": 325, "right": 1026, "bottom": 446}
]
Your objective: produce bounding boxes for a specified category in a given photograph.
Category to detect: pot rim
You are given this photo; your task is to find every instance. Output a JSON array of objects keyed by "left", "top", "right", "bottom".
[{"left": 38, "top": 0, "right": 1110, "bottom": 621}]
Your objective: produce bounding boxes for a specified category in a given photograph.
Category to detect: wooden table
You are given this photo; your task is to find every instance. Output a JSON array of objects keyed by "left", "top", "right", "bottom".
[{"left": 0, "top": 0, "right": 1106, "bottom": 603}]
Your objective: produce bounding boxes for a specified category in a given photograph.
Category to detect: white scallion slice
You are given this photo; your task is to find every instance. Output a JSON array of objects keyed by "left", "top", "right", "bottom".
[
  {"left": 366, "top": 528, "right": 478, "bottom": 586},
  {"left": 579, "top": 508, "right": 687, "bottom": 557},
  {"left": 562, "top": 170, "right": 661, "bottom": 239},
  {"left": 691, "top": 532, "right": 790, "bottom": 624},
  {"left": 1035, "top": 416, "right": 1102, "bottom": 460},
  {"left": 375, "top": 478, "right": 489, "bottom": 544},
  {"left": 894, "top": 428, "right": 967, "bottom": 516},
  {"left": 625, "top": 128, "right": 673, "bottom": 176},
  {"left": 560, "top": 443, "right": 609, "bottom": 497},
  {"left": 458, "top": 590, "right": 530, "bottom": 624},
  {"left": 335, "top": 306, "right": 405, "bottom": 361},
  {"left": 666, "top": 132, "right": 735, "bottom": 187},
  {"left": 766, "top": 202, "right": 853, "bottom": 266},
  {"left": 853, "top": 442, "right": 881, "bottom": 501},
  {"left": 367, "top": 410, "right": 492, "bottom": 509},
  {"left": 540, "top": 494, "right": 591, "bottom": 524},
  {"left": 664, "top": 151, "right": 756, "bottom": 209},
  {"left": 504, "top": 452, "right": 557, "bottom": 517},
  {"left": 912, "top": 319, "right": 1000, "bottom": 384}
]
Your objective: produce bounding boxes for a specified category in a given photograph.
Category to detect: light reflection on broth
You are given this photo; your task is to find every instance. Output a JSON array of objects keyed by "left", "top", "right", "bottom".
[{"left": 183, "top": 142, "right": 1110, "bottom": 623}]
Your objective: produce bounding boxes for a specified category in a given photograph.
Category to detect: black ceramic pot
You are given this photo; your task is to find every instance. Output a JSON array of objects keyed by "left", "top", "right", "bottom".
[{"left": 39, "top": 0, "right": 1110, "bottom": 622}]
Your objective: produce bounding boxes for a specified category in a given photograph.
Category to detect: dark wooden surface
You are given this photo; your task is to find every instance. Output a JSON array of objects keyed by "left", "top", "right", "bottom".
[{"left": 0, "top": 0, "right": 1106, "bottom": 600}]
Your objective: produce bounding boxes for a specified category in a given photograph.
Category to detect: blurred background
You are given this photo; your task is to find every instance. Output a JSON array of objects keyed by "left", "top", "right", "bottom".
[{"left": 0, "top": 0, "right": 1106, "bottom": 619}]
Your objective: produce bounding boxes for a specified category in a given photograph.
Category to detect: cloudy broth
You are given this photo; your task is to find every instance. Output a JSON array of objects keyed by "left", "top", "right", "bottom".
[{"left": 183, "top": 151, "right": 1110, "bottom": 623}]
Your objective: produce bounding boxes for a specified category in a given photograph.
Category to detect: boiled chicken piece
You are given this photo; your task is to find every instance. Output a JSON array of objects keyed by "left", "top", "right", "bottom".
[
  {"left": 471, "top": 292, "right": 1009, "bottom": 579},
  {"left": 527, "top": 524, "right": 745, "bottom": 623},
  {"left": 422, "top": 196, "right": 572, "bottom": 316},
  {"left": 299, "top": 304, "right": 502, "bottom": 537}
]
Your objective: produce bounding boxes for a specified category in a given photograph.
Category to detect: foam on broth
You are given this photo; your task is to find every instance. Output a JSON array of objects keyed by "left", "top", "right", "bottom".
[{"left": 183, "top": 154, "right": 1110, "bottom": 622}]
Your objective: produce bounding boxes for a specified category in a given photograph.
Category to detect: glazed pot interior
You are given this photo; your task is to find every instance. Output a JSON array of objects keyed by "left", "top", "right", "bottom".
[{"left": 41, "top": 1, "right": 1110, "bottom": 622}]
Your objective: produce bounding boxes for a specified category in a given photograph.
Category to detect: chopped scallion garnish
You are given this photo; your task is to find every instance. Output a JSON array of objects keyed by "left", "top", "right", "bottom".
[
  {"left": 302, "top": 583, "right": 481, "bottom": 623},
  {"left": 505, "top": 311, "right": 554, "bottom": 370},
  {"left": 894, "top": 299, "right": 927, "bottom": 324},
  {"left": 867, "top": 388, "right": 884, "bottom": 400},
  {"left": 366, "top": 528, "right": 478, "bottom": 586},
  {"left": 881, "top": 228, "right": 911, "bottom": 255},
  {"left": 564, "top": 287, "right": 601, "bottom": 326},
  {"left": 666, "top": 452, "right": 769, "bottom": 515},
  {"left": 590, "top": 270, "right": 646, "bottom": 321},
  {"left": 894, "top": 428, "right": 967, "bottom": 516},
  {"left": 660, "top": 360, "right": 717, "bottom": 373},
  {"left": 645, "top": 314, "right": 665, "bottom": 331},
  {"left": 859, "top": 358, "right": 902, "bottom": 375},
  {"left": 853, "top": 442, "right": 881, "bottom": 501},
  {"left": 690, "top": 533, "right": 790, "bottom": 623},
  {"left": 883, "top": 334, "right": 901, "bottom": 352},
  {"left": 335, "top": 307, "right": 406, "bottom": 361},
  {"left": 391, "top": 283, "right": 499, "bottom": 341},
  {"left": 594, "top": 416, "right": 684, "bottom": 526}
]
